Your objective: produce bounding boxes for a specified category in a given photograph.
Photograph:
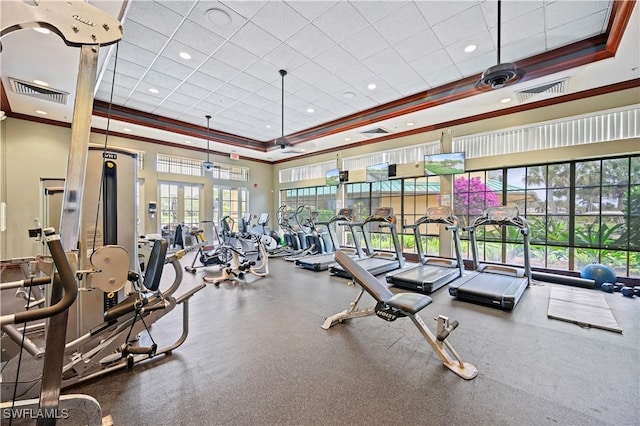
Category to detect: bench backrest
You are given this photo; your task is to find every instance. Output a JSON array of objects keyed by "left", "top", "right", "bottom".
[{"left": 334, "top": 251, "right": 393, "bottom": 303}]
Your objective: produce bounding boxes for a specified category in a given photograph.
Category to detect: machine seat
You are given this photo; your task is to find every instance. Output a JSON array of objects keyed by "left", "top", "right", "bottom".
[{"left": 334, "top": 251, "right": 432, "bottom": 315}]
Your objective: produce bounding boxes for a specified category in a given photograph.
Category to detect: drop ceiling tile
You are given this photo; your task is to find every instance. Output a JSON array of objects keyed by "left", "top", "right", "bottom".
[
  {"left": 192, "top": 101, "right": 226, "bottom": 116},
  {"left": 456, "top": 50, "right": 495, "bottom": 77},
  {"left": 422, "top": 63, "right": 463, "bottom": 88},
  {"left": 154, "top": 1, "right": 194, "bottom": 17},
  {"left": 251, "top": 1, "right": 308, "bottom": 42},
  {"left": 173, "top": 20, "right": 226, "bottom": 56},
  {"left": 339, "top": 63, "right": 376, "bottom": 86},
  {"left": 547, "top": 10, "right": 610, "bottom": 50},
  {"left": 395, "top": 80, "right": 431, "bottom": 97},
  {"left": 166, "top": 91, "right": 201, "bottom": 107},
  {"left": 228, "top": 72, "right": 266, "bottom": 92},
  {"left": 130, "top": 90, "right": 166, "bottom": 106},
  {"left": 288, "top": 1, "right": 337, "bottom": 21},
  {"left": 187, "top": 2, "right": 248, "bottom": 39},
  {"left": 160, "top": 40, "right": 208, "bottom": 70},
  {"left": 103, "top": 72, "right": 139, "bottom": 90},
  {"left": 94, "top": 91, "right": 128, "bottom": 105},
  {"left": 410, "top": 49, "right": 455, "bottom": 78},
  {"left": 416, "top": 1, "right": 476, "bottom": 27},
  {"left": 366, "top": 86, "right": 402, "bottom": 104},
  {"left": 213, "top": 42, "right": 260, "bottom": 71},
  {"left": 501, "top": 33, "right": 546, "bottom": 63},
  {"left": 501, "top": 0, "right": 543, "bottom": 22},
  {"left": 120, "top": 20, "right": 169, "bottom": 53},
  {"left": 432, "top": 5, "right": 488, "bottom": 47},
  {"left": 393, "top": 28, "right": 442, "bottom": 62},
  {"left": 313, "top": 2, "right": 369, "bottom": 43},
  {"left": 186, "top": 72, "right": 225, "bottom": 92},
  {"left": 341, "top": 26, "right": 388, "bottom": 61},
  {"left": 95, "top": 84, "right": 131, "bottom": 100},
  {"left": 151, "top": 57, "right": 193, "bottom": 80},
  {"left": 115, "top": 42, "right": 157, "bottom": 69},
  {"left": 254, "top": 84, "right": 281, "bottom": 101},
  {"left": 313, "top": 45, "right": 359, "bottom": 74},
  {"left": 241, "top": 94, "right": 273, "bottom": 109},
  {"left": 262, "top": 44, "right": 308, "bottom": 70},
  {"left": 207, "top": 92, "right": 238, "bottom": 109},
  {"left": 199, "top": 57, "right": 241, "bottom": 81},
  {"left": 124, "top": 98, "right": 157, "bottom": 113},
  {"left": 125, "top": 1, "right": 185, "bottom": 37},
  {"left": 500, "top": 8, "right": 545, "bottom": 46},
  {"left": 313, "top": 75, "right": 351, "bottom": 96},
  {"left": 244, "top": 60, "right": 281, "bottom": 83},
  {"left": 375, "top": 3, "right": 428, "bottom": 45},
  {"left": 294, "top": 85, "right": 327, "bottom": 103},
  {"left": 545, "top": 1, "right": 611, "bottom": 30},
  {"left": 350, "top": 1, "right": 410, "bottom": 24},
  {"left": 222, "top": 0, "right": 266, "bottom": 19},
  {"left": 292, "top": 61, "right": 332, "bottom": 84},
  {"left": 446, "top": 30, "right": 494, "bottom": 63},
  {"left": 174, "top": 81, "right": 210, "bottom": 100},
  {"left": 214, "top": 83, "right": 252, "bottom": 101},
  {"left": 285, "top": 24, "right": 335, "bottom": 59},
  {"left": 379, "top": 64, "right": 424, "bottom": 87},
  {"left": 231, "top": 22, "right": 281, "bottom": 57},
  {"left": 361, "top": 46, "right": 407, "bottom": 75},
  {"left": 107, "top": 58, "right": 147, "bottom": 79}
]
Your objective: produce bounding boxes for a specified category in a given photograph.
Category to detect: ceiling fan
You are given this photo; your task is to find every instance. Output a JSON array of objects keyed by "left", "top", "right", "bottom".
[
  {"left": 274, "top": 69, "right": 308, "bottom": 154},
  {"left": 478, "top": 0, "right": 524, "bottom": 89},
  {"left": 203, "top": 114, "right": 216, "bottom": 171}
]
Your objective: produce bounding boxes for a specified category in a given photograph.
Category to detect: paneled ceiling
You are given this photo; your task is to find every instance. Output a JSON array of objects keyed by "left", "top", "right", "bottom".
[{"left": 1, "top": 0, "right": 639, "bottom": 162}]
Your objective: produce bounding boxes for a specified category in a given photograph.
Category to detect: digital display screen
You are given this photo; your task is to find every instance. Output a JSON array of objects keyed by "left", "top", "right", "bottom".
[{"left": 424, "top": 152, "right": 465, "bottom": 176}]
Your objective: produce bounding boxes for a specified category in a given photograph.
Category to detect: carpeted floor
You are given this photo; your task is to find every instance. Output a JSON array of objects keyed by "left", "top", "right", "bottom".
[{"left": 3, "top": 252, "right": 639, "bottom": 425}]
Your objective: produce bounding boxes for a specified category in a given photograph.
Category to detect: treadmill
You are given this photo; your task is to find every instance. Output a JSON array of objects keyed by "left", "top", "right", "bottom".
[
  {"left": 329, "top": 207, "right": 405, "bottom": 278},
  {"left": 448, "top": 206, "right": 532, "bottom": 310},
  {"left": 386, "top": 206, "right": 464, "bottom": 294},
  {"left": 295, "top": 208, "right": 356, "bottom": 271}
]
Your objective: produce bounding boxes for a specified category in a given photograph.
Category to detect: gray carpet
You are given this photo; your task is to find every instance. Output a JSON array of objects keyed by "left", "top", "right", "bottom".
[{"left": 2, "top": 253, "right": 639, "bottom": 425}]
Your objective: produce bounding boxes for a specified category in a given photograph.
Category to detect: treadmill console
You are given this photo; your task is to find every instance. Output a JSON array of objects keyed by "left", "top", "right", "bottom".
[
  {"left": 373, "top": 207, "right": 393, "bottom": 218},
  {"left": 370, "top": 207, "right": 395, "bottom": 224},
  {"left": 486, "top": 206, "right": 519, "bottom": 222},
  {"left": 427, "top": 206, "right": 452, "bottom": 221}
]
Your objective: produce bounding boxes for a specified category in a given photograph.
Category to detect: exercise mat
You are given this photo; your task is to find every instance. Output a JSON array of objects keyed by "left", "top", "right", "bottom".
[{"left": 547, "top": 287, "right": 622, "bottom": 333}]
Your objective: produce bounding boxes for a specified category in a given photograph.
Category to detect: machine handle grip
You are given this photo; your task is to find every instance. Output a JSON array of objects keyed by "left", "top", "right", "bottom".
[{"left": 2, "top": 230, "right": 77, "bottom": 326}]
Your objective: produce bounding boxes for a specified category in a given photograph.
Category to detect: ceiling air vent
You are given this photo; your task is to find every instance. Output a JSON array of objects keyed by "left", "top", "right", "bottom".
[
  {"left": 9, "top": 78, "right": 69, "bottom": 105},
  {"left": 360, "top": 127, "right": 391, "bottom": 138},
  {"left": 516, "top": 78, "right": 568, "bottom": 103}
]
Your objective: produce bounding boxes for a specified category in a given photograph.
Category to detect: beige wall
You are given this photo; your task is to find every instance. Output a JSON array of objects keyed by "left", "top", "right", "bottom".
[{"left": 0, "top": 119, "right": 274, "bottom": 258}]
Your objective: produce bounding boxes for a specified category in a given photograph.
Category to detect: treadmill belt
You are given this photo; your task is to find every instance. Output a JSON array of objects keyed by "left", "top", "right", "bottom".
[
  {"left": 449, "top": 272, "right": 528, "bottom": 310},
  {"left": 388, "top": 265, "right": 459, "bottom": 294}
]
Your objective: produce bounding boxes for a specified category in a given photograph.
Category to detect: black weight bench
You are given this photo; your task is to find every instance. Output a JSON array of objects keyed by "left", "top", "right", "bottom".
[{"left": 323, "top": 251, "right": 478, "bottom": 380}]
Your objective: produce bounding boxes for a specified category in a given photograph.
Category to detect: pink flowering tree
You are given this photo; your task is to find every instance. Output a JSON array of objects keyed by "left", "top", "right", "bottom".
[{"left": 453, "top": 176, "right": 500, "bottom": 226}]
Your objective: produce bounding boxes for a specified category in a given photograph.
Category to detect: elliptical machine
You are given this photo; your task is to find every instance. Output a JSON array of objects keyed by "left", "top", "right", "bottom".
[{"left": 184, "top": 221, "right": 233, "bottom": 274}]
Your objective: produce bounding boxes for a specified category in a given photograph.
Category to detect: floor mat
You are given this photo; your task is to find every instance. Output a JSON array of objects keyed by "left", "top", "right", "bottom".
[{"left": 547, "top": 287, "right": 622, "bottom": 333}]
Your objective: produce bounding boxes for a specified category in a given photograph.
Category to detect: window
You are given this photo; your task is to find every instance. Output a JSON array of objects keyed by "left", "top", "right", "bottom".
[
  {"left": 183, "top": 185, "right": 200, "bottom": 229},
  {"left": 157, "top": 154, "right": 203, "bottom": 176},
  {"left": 159, "top": 183, "right": 178, "bottom": 235},
  {"left": 213, "top": 186, "right": 249, "bottom": 231}
]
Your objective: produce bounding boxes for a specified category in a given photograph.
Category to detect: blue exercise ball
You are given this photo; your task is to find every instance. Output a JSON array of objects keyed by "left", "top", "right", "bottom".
[{"left": 580, "top": 263, "right": 617, "bottom": 288}]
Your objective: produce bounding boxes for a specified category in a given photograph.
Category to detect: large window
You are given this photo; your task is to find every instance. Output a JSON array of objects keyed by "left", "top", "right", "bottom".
[
  {"left": 279, "top": 154, "right": 638, "bottom": 278},
  {"left": 159, "top": 182, "right": 202, "bottom": 237},
  {"left": 159, "top": 183, "right": 179, "bottom": 233},
  {"left": 183, "top": 185, "right": 200, "bottom": 229}
]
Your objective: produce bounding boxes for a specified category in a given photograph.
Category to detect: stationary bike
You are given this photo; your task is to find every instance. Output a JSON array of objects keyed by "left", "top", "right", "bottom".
[{"left": 184, "top": 221, "right": 233, "bottom": 274}]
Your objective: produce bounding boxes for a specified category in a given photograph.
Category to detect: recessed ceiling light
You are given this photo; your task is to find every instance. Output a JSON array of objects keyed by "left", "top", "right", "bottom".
[
  {"left": 35, "top": 110, "right": 47, "bottom": 115},
  {"left": 123, "top": 128, "right": 132, "bottom": 133},
  {"left": 33, "top": 79, "right": 49, "bottom": 87},
  {"left": 367, "top": 83, "right": 377, "bottom": 90},
  {"left": 266, "top": 124, "right": 272, "bottom": 128},
  {"left": 33, "top": 28, "right": 50, "bottom": 34},
  {"left": 406, "top": 122, "right": 415, "bottom": 126},
  {"left": 179, "top": 51, "right": 191, "bottom": 60},
  {"left": 464, "top": 44, "right": 477, "bottom": 53},
  {"left": 185, "top": 140, "right": 192, "bottom": 144},
  {"left": 344, "top": 137, "right": 351, "bottom": 141},
  {"left": 343, "top": 91, "right": 356, "bottom": 99},
  {"left": 306, "top": 108, "right": 314, "bottom": 113},
  {"left": 206, "top": 8, "right": 232, "bottom": 26},
  {"left": 500, "top": 97, "right": 512, "bottom": 103},
  {"left": 148, "top": 88, "right": 159, "bottom": 94}
]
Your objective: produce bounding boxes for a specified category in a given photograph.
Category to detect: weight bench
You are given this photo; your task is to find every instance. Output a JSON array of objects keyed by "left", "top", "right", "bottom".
[{"left": 323, "top": 251, "right": 478, "bottom": 380}]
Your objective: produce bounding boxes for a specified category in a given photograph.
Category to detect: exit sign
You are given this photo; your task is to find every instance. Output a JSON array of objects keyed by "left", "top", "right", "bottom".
[{"left": 230, "top": 152, "right": 240, "bottom": 160}]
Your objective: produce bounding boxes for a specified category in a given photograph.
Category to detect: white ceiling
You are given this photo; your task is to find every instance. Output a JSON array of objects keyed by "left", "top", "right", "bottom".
[{"left": 1, "top": 0, "right": 639, "bottom": 162}]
